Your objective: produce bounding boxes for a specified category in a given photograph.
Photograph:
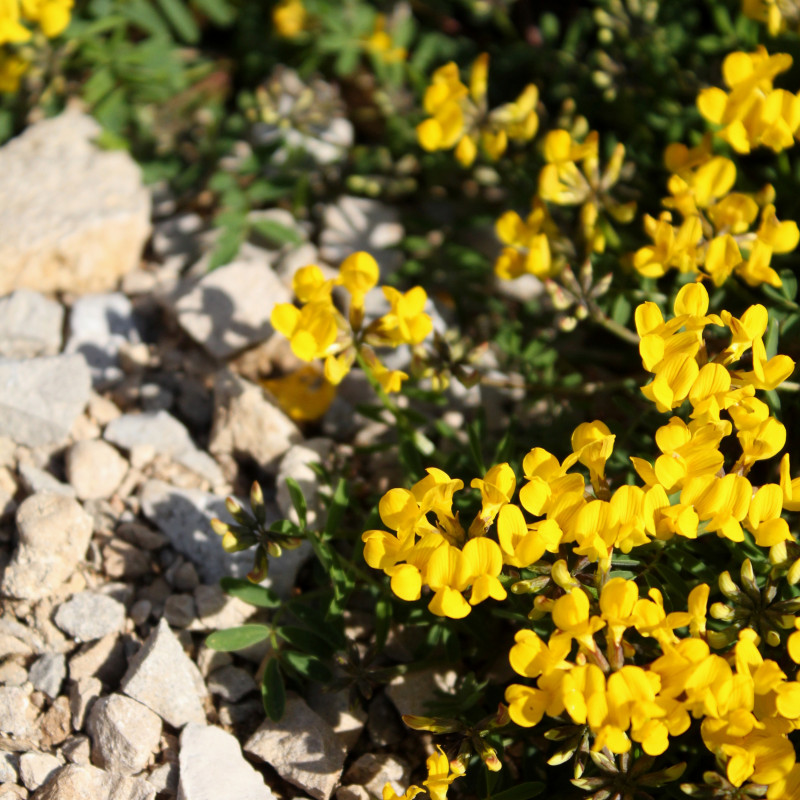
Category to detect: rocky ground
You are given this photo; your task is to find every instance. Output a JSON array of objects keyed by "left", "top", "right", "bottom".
[{"left": 0, "top": 109, "right": 469, "bottom": 800}]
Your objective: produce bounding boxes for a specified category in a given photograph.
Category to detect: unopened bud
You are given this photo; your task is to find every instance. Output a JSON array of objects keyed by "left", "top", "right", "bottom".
[
  {"left": 210, "top": 518, "right": 229, "bottom": 537},
  {"left": 788, "top": 558, "right": 800, "bottom": 586},
  {"left": 710, "top": 602, "right": 734, "bottom": 621},
  {"left": 221, "top": 531, "right": 241, "bottom": 553},
  {"left": 770, "top": 541, "right": 788, "bottom": 565},
  {"left": 765, "top": 629, "right": 781, "bottom": 648},
  {"left": 719, "top": 571, "right": 742, "bottom": 601},
  {"left": 247, "top": 545, "right": 269, "bottom": 583},
  {"left": 494, "top": 703, "right": 510, "bottom": 728},
  {"left": 511, "top": 577, "right": 549, "bottom": 594},
  {"left": 475, "top": 738, "right": 502, "bottom": 772},
  {"left": 251, "top": 481, "right": 267, "bottom": 525},
  {"left": 267, "top": 541, "right": 283, "bottom": 558},
  {"left": 402, "top": 715, "right": 461, "bottom": 734}
]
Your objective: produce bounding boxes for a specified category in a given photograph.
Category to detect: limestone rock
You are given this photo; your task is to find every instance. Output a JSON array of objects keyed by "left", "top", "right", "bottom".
[
  {"left": 0, "top": 687, "right": 35, "bottom": 738},
  {"left": 276, "top": 439, "right": 333, "bottom": 527},
  {"left": 1, "top": 493, "right": 94, "bottom": 601},
  {"left": 87, "top": 694, "right": 162, "bottom": 775},
  {"left": 19, "top": 753, "right": 62, "bottom": 792},
  {"left": 178, "top": 723, "right": 274, "bottom": 800},
  {"left": 209, "top": 371, "right": 302, "bottom": 475},
  {"left": 28, "top": 653, "right": 66, "bottom": 700},
  {"left": 0, "top": 290, "right": 63, "bottom": 358},
  {"left": 0, "top": 110, "right": 151, "bottom": 296},
  {"left": 245, "top": 694, "right": 346, "bottom": 800},
  {"left": 54, "top": 593, "right": 126, "bottom": 642},
  {"left": 65, "top": 441, "right": 128, "bottom": 502},
  {"left": 120, "top": 619, "right": 207, "bottom": 728},
  {"left": 0, "top": 355, "right": 91, "bottom": 447},
  {"left": 170, "top": 259, "right": 290, "bottom": 360}
]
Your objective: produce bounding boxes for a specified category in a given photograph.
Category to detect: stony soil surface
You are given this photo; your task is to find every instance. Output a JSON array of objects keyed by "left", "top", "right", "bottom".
[{"left": 0, "top": 110, "right": 459, "bottom": 800}]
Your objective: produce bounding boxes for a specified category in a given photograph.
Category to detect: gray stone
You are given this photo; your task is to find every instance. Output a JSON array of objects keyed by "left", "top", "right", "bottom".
[
  {"left": 206, "top": 666, "right": 257, "bottom": 703},
  {"left": 0, "top": 687, "right": 34, "bottom": 738},
  {"left": 69, "top": 677, "right": 101, "bottom": 732},
  {"left": 336, "top": 786, "right": 370, "bottom": 800},
  {"left": 0, "top": 752, "right": 18, "bottom": 783},
  {"left": 0, "top": 356, "right": 91, "bottom": 448},
  {"left": 28, "top": 654, "right": 66, "bottom": 700},
  {"left": 209, "top": 371, "right": 302, "bottom": 475},
  {"left": 244, "top": 694, "right": 346, "bottom": 800},
  {"left": 384, "top": 668, "right": 458, "bottom": 717},
  {"left": 101, "top": 540, "right": 150, "bottom": 581},
  {"left": 65, "top": 294, "right": 142, "bottom": 387},
  {"left": 17, "top": 464, "right": 75, "bottom": 498},
  {"left": 60, "top": 736, "right": 91, "bottom": 766},
  {"left": 87, "top": 694, "right": 161, "bottom": 775},
  {"left": 106, "top": 774, "right": 156, "bottom": 800},
  {"left": 128, "top": 600, "right": 151, "bottom": 627},
  {"left": 54, "top": 593, "right": 125, "bottom": 642},
  {"left": 171, "top": 259, "right": 290, "bottom": 360},
  {"left": 163, "top": 595, "right": 196, "bottom": 628},
  {"left": 189, "top": 585, "right": 254, "bottom": 633},
  {"left": 178, "top": 723, "right": 273, "bottom": 800},
  {"left": 18, "top": 754, "right": 62, "bottom": 792},
  {"left": 0, "top": 109, "right": 151, "bottom": 296},
  {"left": 146, "top": 762, "right": 177, "bottom": 796},
  {"left": 0, "top": 291, "right": 63, "bottom": 359},
  {"left": 65, "top": 441, "right": 128, "bottom": 502},
  {"left": 306, "top": 687, "right": 366, "bottom": 751},
  {"left": 138, "top": 480, "right": 249, "bottom": 583},
  {"left": 170, "top": 562, "right": 199, "bottom": 592},
  {"left": 1, "top": 493, "right": 93, "bottom": 601},
  {"left": 344, "top": 754, "right": 409, "bottom": 800},
  {"left": 366, "top": 695, "right": 402, "bottom": 747},
  {"left": 120, "top": 619, "right": 207, "bottom": 728},
  {"left": 276, "top": 439, "right": 333, "bottom": 527},
  {"left": 104, "top": 411, "right": 223, "bottom": 487}
]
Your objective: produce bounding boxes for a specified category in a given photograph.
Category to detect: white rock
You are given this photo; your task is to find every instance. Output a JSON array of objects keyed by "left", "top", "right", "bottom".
[
  {"left": 244, "top": 694, "right": 346, "bottom": 800},
  {"left": 0, "top": 109, "right": 151, "bottom": 296},
  {"left": 17, "top": 463, "right": 76, "bottom": 498},
  {"left": 87, "top": 694, "right": 162, "bottom": 775},
  {"left": 206, "top": 666, "right": 257, "bottom": 703},
  {"left": 28, "top": 653, "right": 66, "bottom": 699},
  {"left": 0, "top": 751, "right": 18, "bottom": 783},
  {"left": 344, "top": 754, "right": 409, "bottom": 799},
  {"left": 65, "top": 293, "right": 142, "bottom": 387},
  {"left": 138, "top": 480, "right": 249, "bottom": 583},
  {"left": 0, "top": 687, "right": 34, "bottom": 738},
  {"left": 178, "top": 723, "right": 274, "bottom": 800},
  {"left": 0, "top": 290, "right": 64, "bottom": 358},
  {"left": 33, "top": 763, "right": 108, "bottom": 800},
  {"left": 146, "top": 762, "right": 178, "bottom": 796},
  {"left": 0, "top": 355, "right": 91, "bottom": 447},
  {"left": 307, "top": 687, "right": 366, "bottom": 751},
  {"left": 104, "top": 411, "right": 223, "bottom": 486},
  {"left": 54, "top": 592, "right": 126, "bottom": 642},
  {"left": 1, "top": 492, "right": 93, "bottom": 601},
  {"left": 65, "top": 440, "right": 128, "bottom": 501},
  {"left": 209, "top": 371, "right": 302, "bottom": 474},
  {"left": 120, "top": 619, "right": 207, "bottom": 728},
  {"left": 18, "top": 752, "right": 62, "bottom": 791},
  {"left": 171, "top": 259, "right": 290, "bottom": 360},
  {"left": 189, "top": 584, "right": 254, "bottom": 632},
  {"left": 276, "top": 439, "right": 333, "bottom": 527},
  {"left": 384, "top": 668, "right": 458, "bottom": 717}
]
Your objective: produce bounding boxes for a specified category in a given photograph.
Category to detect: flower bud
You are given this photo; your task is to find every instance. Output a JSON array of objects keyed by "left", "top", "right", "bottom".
[
  {"left": 718, "top": 571, "right": 742, "bottom": 601},
  {"left": 551, "top": 559, "right": 579, "bottom": 591},
  {"left": 788, "top": 558, "right": 800, "bottom": 586},
  {"left": 765, "top": 629, "right": 781, "bottom": 648},
  {"left": 710, "top": 602, "right": 734, "bottom": 621},
  {"left": 211, "top": 518, "right": 229, "bottom": 537}
]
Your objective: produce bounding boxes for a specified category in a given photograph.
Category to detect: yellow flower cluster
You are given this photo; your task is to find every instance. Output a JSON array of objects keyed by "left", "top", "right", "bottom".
[
  {"left": 272, "top": 0, "right": 307, "bottom": 38},
  {"left": 416, "top": 53, "right": 539, "bottom": 167},
  {"left": 0, "top": 0, "right": 71, "bottom": 43},
  {"left": 506, "top": 583, "right": 800, "bottom": 794},
  {"left": 632, "top": 138, "right": 799, "bottom": 286},
  {"left": 494, "top": 128, "right": 635, "bottom": 280},
  {"left": 382, "top": 747, "right": 462, "bottom": 800},
  {"left": 698, "top": 47, "right": 800, "bottom": 154},
  {"left": 270, "top": 252, "right": 433, "bottom": 393}
]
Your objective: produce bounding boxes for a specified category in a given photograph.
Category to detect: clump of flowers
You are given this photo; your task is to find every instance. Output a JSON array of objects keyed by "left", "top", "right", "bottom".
[
  {"left": 0, "top": 0, "right": 72, "bottom": 92},
  {"left": 631, "top": 138, "right": 799, "bottom": 286},
  {"left": 271, "top": 251, "right": 433, "bottom": 393},
  {"left": 272, "top": 0, "right": 307, "bottom": 38},
  {"left": 742, "top": 0, "right": 800, "bottom": 36},
  {"left": 697, "top": 46, "right": 800, "bottom": 153},
  {"left": 416, "top": 53, "right": 539, "bottom": 167},
  {"left": 363, "top": 280, "right": 800, "bottom": 797}
]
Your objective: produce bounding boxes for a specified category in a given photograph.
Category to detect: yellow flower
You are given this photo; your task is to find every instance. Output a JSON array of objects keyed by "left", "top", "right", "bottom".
[
  {"left": 551, "top": 588, "right": 606, "bottom": 651},
  {"left": 370, "top": 286, "right": 433, "bottom": 346},
  {"left": 362, "top": 14, "right": 406, "bottom": 64},
  {"left": 0, "top": 49, "right": 27, "bottom": 92},
  {"left": 272, "top": 0, "right": 306, "bottom": 37},
  {"left": 21, "top": 0, "right": 72, "bottom": 37},
  {"left": 260, "top": 365, "right": 335, "bottom": 423},
  {"left": 0, "top": 0, "right": 31, "bottom": 44}
]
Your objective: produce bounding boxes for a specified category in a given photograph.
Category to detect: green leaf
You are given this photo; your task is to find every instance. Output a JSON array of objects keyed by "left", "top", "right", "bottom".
[
  {"left": 324, "top": 479, "right": 348, "bottom": 538},
  {"left": 489, "top": 783, "right": 544, "bottom": 800},
  {"left": 286, "top": 603, "right": 346, "bottom": 649},
  {"left": 766, "top": 315, "right": 779, "bottom": 360},
  {"left": 191, "top": 0, "right": 234, "bottom": 25},
  {"left": 281, "top": 651, "right": 332, "bottom": 682},
  {"left": 467, "top": 418, "right": 487, "bottom": 474},
  {"left": 219, "top": 577, "right": 280, "bottom": 608},
  {"left": 205, "top": 624, "right": 272, "bottom": 652},
  {"left": 285, "top": 477, "right": 308, "bottom": 529},
  {"left": 250, "top": 217, "right": 303, "bottom": 247},
  {"left": 277, "top": 625, "right": 334, "bottom": 657},
  {"left": 375, "top": 596, "right": 392, "bottom": 652},
  {"left": 156, "top": 0, "right": 200, "bottom": 42},
  {"left": 781, "top": 269, "right": 799, "bottom": 302},
  {"left": 262, "top": 658, "right": 286, "bottom": 721},
  {"left": 334, "top": 45, "right": 361, "bottom": 77}
]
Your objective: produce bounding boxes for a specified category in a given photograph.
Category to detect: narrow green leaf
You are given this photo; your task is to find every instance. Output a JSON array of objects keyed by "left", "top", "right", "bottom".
[
  {"left": 285, "top": 477, "right": 308, "bottom": 529},
  {"left": 262, "top": 658, "right": 286, "bottom": 721},
  {"left": 250, "top": 218, "right": 303, "bottom": 247},
  {"left": 205, "top": 624, "right": 272, "bottom": 652},
  {"left": 324, "top": 479, "right": 348, "bottom": 538},
  {"left": 468, "top": 418, "right": 486, "bottom": 474},
  {"left": 282, "top": 651, "right": 332, "bottom": 682},
  {"left": 277, "top": 625, "right": 334, "bottom": 656},
  {"left": 287, "top": 603, "right": 346, "bottom": 649},
  {"left": 191, "top": 0, "right": 234, "bottom": 25},
  {"left": 156, "top": 0, "right": 200, "bottom": 42},
  {"left": 219, "top": 577, "right": 280, "bottom": 608}
]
